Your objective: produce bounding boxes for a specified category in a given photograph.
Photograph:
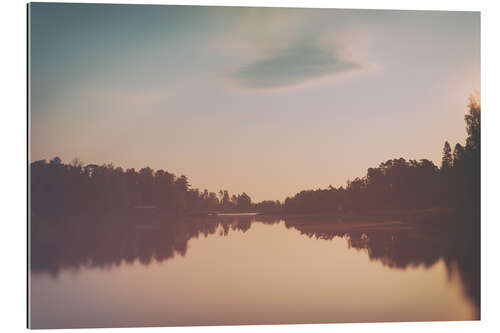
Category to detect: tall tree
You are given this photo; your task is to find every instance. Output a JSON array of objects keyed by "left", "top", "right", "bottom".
[
  {"left": 441, "top": 141, "right": 452, "bottom": 172},
  {"left": 452, "top": 143, "right": 465, "bottom": 168},
  {"left": 463, "top": 93, "right": 480, "bottom": 218},
  {"left": 465, "top": 93, "right": 481, "bottom": 153}
]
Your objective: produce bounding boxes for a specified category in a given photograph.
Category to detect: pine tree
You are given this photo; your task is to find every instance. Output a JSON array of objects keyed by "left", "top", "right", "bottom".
[{"left": 441, "top": 141, "right": 452, "bottom": 172}]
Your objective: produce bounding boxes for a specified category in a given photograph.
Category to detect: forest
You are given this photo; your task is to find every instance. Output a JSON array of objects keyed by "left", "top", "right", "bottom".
[{"left": 30, "top": 94, "right": 480, "bottom": 218}]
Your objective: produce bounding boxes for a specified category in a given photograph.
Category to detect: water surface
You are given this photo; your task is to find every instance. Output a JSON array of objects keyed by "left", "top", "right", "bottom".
[{"left": 29, "top": 215, "right": 479, "bottom": 328}]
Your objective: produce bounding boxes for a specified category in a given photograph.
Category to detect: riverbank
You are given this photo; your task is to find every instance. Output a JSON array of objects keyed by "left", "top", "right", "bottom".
[
  {"left": 256, "top": 207, "right": 456, "bottom": 224},
  {"left": 31, "top": 207, "right": 467, "bottom": 233}
]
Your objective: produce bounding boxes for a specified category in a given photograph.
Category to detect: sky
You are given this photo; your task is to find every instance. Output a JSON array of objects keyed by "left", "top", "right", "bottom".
[{"left": 29, "top": 3, "right": 480, "bottom": 202}]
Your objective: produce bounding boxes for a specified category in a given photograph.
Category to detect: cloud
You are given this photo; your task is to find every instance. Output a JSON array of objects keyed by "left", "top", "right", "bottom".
[
  {"left": 205, "top": 8, "right": 376, "bottom": 90},
  {"left": 232, "top": 40, "right": 362, "bottom": 90},
  {"left": 208, "top": 8, "right": 308, "bottom": 60}
]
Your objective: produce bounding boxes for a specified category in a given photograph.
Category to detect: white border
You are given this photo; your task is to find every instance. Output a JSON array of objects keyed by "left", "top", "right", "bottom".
[{"left": 1, "top": 0, "right": 499, "bottom": 332}]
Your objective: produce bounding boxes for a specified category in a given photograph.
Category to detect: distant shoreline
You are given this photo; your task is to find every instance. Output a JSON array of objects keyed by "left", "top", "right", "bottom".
[{"left": 31, "top": 207, "right": 458, "bottom": 226}]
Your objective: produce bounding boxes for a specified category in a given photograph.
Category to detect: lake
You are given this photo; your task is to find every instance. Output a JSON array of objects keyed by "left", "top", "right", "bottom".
[{"left": 29, "top": 214, "right": 479, "bottom": 328}]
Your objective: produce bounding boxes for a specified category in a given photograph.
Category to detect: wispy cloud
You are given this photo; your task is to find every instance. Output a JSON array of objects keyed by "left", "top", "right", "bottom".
[
  {"left": 232, "top": 40, "right": 362, "bottom": 90},
  {"left": 206, "top": 8, "right": 374, "bottom": 91}
]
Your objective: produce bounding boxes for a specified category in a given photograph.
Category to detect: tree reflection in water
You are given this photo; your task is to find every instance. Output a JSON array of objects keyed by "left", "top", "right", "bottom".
[{"left": 30, "top": 213, "right": 479, "bottom": 315}]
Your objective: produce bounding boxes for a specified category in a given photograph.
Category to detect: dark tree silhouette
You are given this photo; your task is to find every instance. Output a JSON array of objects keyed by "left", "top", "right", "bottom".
[
  {"left": 30, "top": 93, "right": 479, "bottom": 220},
  {"left": 283, "top": 94, "right": 480, "bottom": 217},
  {"left": 441, "top": 141, "right": 452, "bottom": 172},
  {"left": 284, "top": 158, "right": 440, "bottom": 213}
]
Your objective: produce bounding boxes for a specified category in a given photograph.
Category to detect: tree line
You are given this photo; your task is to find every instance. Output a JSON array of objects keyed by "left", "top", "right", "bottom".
[
  {"left": 30, "top": 94, "right": 479, "bottom": 217},
  {"left": 283, "top": 94, "right": 480, "bottom": 216},
  {"left": 30, "top": 159, "right": 264, "bottom": 215}
]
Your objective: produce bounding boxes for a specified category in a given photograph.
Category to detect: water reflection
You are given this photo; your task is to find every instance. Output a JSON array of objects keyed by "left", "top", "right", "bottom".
[
  {"left": 284, "top": 216, "right": 480, "bottom": 312},
  {"left": 30, "top": 213, "right": 479, "bottom": 326},
  {"left": 31, "top": 214, "right": 271, "bottom": 275}
]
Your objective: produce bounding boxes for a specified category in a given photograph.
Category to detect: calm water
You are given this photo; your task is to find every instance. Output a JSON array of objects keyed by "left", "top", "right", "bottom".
[{"left": 29, "top": 214, "right": 479, "bottom": 328}]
